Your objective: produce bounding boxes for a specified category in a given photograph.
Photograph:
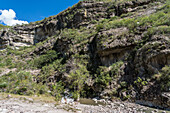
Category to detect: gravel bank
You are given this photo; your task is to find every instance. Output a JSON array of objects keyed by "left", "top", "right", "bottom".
[{"left": 0, "top": 95, "right": 169, "bottom": 113}]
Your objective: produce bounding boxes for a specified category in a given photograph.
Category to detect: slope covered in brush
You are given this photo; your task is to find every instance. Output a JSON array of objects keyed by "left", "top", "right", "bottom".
[{"left": 0, "top": 0, "right": 169, "bottom": 109}]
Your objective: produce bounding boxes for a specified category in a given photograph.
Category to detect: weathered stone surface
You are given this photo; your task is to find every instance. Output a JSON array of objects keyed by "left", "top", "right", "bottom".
[{"left": 0, "top": 0, "right": 169, "bottom": 110}]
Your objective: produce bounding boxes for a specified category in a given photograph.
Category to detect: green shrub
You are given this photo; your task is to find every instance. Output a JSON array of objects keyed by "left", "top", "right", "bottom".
[
  {"left": 95, "top": 61, "right": 124, "bottom": 87},
  {"left": 159, "top": 65, "right": 170, "bottom": 91},
  {"left": 30, "top": 50, "right": 58, "bottom": 68},
  {"left": 0, "top": 82, "right": 7, "bottom": 88},
  {"left": 120, "top": 81, "right": 127, "bottom": 87},
  {"left": 72, "top": 91, "right": 80, "bottom": 100},
  {"left": 134, "top": 77, "right": 148, "bottom": 89},
  {"left": 147, "top": 26, "right": 170, "bottom": 36},
  {"left": 51, "top": 82, "right": 64, "bottom": 101},
  {"left": 0, "top": 71, "right": 49, "bottom": 96},
  {"left": 69, "top": 64, "right": 89, "bottom": 98}
]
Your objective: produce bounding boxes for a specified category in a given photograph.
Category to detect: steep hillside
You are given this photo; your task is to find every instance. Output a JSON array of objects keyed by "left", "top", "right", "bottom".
[{"left": 0, "top": 0, "right": 169, "bottom": 110}]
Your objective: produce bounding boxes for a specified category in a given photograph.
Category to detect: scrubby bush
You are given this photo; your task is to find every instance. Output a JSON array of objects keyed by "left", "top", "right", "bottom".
[
  {"left": 30, "top": 50, "right": 58, "bottom": 68},
  {"left": 69, "top": 64, "right": 89, "bottom": 99},
  {"left": 95, "top": 61, "right": 124, "bottom": 87},
  {"left": 51, "top": 81, "right": 64, "bottom": 101},
  {"left": 0, "top": 82, "right": 7, "bottom": 88},
  {"left": 134, "top": 77, "right": 148, "bottom": 89},
  {"left": 0, "top": 71, "right": 49, "bottom": 96},
  {"left": 159, "top": 65, "right": 170, "bottom": 91}
]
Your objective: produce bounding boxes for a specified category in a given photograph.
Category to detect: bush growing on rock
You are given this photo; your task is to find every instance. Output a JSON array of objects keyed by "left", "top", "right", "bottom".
[{"left": 0, "top": 0, "right": 169, "bottom": 109}]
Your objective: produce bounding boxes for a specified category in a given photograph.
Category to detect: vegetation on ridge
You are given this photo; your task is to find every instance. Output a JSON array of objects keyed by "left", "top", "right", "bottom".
[{"left": 0, "top": 24, "right": 10, "bottom": 30}]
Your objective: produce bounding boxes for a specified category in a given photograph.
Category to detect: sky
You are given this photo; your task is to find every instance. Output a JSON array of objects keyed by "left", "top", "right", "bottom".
[{"left": 0, "top": 0, "right": 79, "bottom": 26}]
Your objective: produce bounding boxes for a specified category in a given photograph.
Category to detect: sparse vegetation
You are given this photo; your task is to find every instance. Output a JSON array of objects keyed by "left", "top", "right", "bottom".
[{"left": 0, "top": 24, "right": 10, "bottom": 30}]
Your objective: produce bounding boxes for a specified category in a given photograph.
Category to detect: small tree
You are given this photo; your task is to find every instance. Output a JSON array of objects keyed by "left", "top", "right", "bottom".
[{"left": 69, "top": 64, "right": 89, "bottom": 100}]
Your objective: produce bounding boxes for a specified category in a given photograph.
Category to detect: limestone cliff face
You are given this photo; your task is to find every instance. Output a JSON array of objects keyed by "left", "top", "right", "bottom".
[
  {"left": 0, "top": 0, "right": 169, "bottom": 109},
  {"left": 0, "top": 26, "right": 34, "bottom": 49},
  {"left": 0, "top": 0, "right": 161, "bottom": 49},
  {"left": 0, "top": 1, "right": 114, "bottom": 49}
]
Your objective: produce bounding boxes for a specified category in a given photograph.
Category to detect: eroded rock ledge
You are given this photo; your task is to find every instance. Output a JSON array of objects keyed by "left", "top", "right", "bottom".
[{"left": 0, "top": 0, "right": 169, "bottom": 110}]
